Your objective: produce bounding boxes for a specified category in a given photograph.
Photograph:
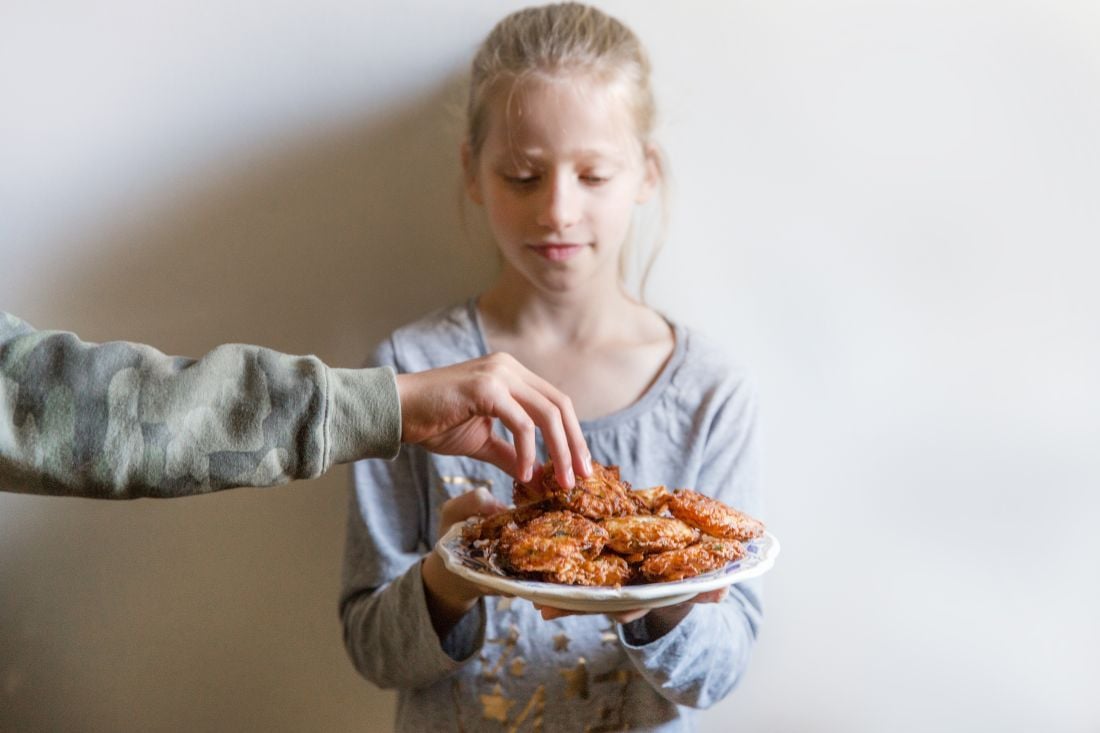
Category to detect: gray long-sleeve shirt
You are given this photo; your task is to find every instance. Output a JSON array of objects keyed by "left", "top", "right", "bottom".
[
  {"left": 340, "top": 300, "right": 764, "bottom": 732},
  {"left": 0, "top": 311, "right": 400, "bottom": 498}
]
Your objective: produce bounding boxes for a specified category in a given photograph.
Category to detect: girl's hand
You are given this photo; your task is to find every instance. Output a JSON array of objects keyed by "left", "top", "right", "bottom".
[
  {"left": 421, "top": 488, "right": 507, "bottom": 639},
  {"left": 436, "top": 485, "right": 508, "bottom": 542},
  {"left": 535, "top": 587, "right": 729, "bottom": 628},
  {"left": 395, "top": 353, "right": 592, "bottom": 488}
]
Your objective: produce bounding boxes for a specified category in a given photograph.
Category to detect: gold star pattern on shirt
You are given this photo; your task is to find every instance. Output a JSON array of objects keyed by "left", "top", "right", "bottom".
[
  {"left": 553, "top": 633, "right": 571, "bottom": 652},
  {"left": 480, "top": 684, "right": 514, "bottom": 723},
  {"left": 560, "top": 657, "right": 590, "bottom": 700},
  {"left": 507, "top": 685, "right": 545, "bottom": 733},
  {"left": 510, "top": 657, "right": 527, "bottom": 677},
  {"left": 439, "top": 475, "right": 493, "bottom": 499}
]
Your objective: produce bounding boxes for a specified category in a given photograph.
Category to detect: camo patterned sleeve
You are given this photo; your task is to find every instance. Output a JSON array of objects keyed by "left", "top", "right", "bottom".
[{"left": 0, "top": 312, "right": 401, "bottom": 498}]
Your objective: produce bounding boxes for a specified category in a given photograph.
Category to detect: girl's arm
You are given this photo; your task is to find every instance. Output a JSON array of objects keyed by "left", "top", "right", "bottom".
[
  {"left": 340, "top": 448, "right": 496, "bottom": 689},
  {"left": 339, "top": 339, "right": 488, "bottom": 690},
  {"left": 617, "top": 373, "right": 765, "bottom": 709},
  {"left": 421, "top": 486, "right": 505, "bottom": 639}
]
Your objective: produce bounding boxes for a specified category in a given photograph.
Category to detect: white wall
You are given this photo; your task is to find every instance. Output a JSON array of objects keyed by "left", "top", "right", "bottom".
[{"left": 2, "top": 1, "right": 1097, "bottom": 731}]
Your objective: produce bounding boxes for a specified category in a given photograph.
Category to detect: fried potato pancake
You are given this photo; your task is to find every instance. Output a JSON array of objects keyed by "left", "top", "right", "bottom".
[
  {"left": 545, "top": 553, "right": 632, "bottom": 587},
  {"left": 629, "top": 485, "right": 672, "bottom": 514},
  {"left": 665, "top": 489, "right": 765, "bottom": 541},
  {"left": 498, "top": 511, "right": 608, "bottom": 573},
  {"left": 601, "top": 515, "right": 699, "bottom": 555},
  {"left": 538, "top": 460, "right": 637, "bottom": 519},
  {"left": 639, "top": 538, "right": 745, "bottom": 583},
  {"left": 461, "top": 501, "right": 554, "bottom": 543}
]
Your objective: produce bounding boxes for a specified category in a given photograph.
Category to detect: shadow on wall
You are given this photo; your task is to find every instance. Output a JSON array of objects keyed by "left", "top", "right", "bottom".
[
  {"left": 48, "top": 75, "right": 497, "bottom": 364},
  {"left": 0, "top": 75, "right": 496, "bottom": 733}
]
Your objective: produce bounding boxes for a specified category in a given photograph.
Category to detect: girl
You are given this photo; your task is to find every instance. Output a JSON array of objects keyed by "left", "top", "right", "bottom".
[{"left": 341, "top": 4, "right": 762, "bottom": 730}]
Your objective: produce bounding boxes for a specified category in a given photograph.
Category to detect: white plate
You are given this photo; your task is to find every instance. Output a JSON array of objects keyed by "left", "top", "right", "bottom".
[{"left": 435, "top": 523, "right": 781, "bottom": 613}]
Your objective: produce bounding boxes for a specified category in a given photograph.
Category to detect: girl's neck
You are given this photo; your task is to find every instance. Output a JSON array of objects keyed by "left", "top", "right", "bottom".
[
  {"left": 475, "top": 266, "right": 676, "bottom": 422},
  {"left": 478, "top": 268, "right": 647, "bottom": 349}
]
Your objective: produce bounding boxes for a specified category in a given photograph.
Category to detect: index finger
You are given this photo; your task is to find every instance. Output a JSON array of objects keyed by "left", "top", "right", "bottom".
[{"left": 508, "top": 371, "right": 591, "bottom": 486}]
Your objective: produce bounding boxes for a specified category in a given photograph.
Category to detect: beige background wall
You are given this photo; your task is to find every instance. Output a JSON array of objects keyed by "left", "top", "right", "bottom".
[{"left": 2, "top": 1, "right": 1097, "bottom": 731}]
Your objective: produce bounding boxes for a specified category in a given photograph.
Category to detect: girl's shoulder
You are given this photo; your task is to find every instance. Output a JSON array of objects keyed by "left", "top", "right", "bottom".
[
  {"left": 369, "top": 300, "right": 483, "bottom": 371},
  {"left": 668, "top": 320, "right": 753, "bottom": 390}
]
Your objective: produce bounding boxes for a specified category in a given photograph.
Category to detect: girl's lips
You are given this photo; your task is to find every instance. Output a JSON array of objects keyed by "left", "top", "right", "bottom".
[{"left": 528, "top": 243, "right": 586, "bottom": 262}]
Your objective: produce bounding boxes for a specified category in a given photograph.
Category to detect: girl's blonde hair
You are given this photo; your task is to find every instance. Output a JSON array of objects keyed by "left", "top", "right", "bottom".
[{"left": 464, "top": 2, "right": 667, "bottom": 299}]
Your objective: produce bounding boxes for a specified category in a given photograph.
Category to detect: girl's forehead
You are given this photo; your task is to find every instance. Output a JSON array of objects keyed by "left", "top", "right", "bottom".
[{"left": 482, "top": 75, "right": 641, "bottom": 160}]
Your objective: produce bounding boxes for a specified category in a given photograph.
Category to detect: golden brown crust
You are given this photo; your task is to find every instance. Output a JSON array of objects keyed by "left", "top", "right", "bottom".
[
  {"left": 545, "top": 553, "right": 632, "bottom": 587},
  {"left": 629, "top": 485, "right": 672, "bottom": 514},
  {"left": 601, "top": 515, "right": 700, "bottom": 555},
  {"left": 665, "top": 489, "right": 765, "bottom": 541},
  {"left": 512, "top": 463, "right": 553, "bottom": 506},
  {"left": 539, "top": 460, "right": 637, "bottom": 519},
  {"left": 461, "top": 501, "right": 555, "bottom": 543},
  {"left": 639, "top": 538, "right": 745, "bottom": 583},
  {"left": 498, "top": 511, "right": 608, "bottom": 574}
]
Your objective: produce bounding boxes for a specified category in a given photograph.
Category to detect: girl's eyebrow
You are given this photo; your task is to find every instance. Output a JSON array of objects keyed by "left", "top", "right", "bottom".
[{"left": 495, "top": 147, "right": 626, "bottom": 166}]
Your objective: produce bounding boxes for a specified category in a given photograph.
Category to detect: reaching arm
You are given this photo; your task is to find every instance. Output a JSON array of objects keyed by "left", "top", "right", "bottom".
[
  {"left": 1, "top": 313, "right": 591, "bottom": 499},
  {"left": 0, "top": 312, "right": 399, "bottom": 498}
]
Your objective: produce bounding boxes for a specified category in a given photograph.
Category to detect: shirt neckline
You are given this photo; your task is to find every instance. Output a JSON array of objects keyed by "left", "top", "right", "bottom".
[{"left": 464, "top": 296, "right": 687, "bottom": 432}]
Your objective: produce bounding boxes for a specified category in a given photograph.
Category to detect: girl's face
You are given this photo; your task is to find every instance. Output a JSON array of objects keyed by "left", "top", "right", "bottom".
[{"left": 464, "top": 75, "right": 658, "bottom": 296}]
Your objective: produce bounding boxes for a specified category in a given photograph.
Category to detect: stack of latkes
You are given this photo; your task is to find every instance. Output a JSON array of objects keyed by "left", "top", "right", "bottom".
[{"left": 460, "top": 461, "right": 765, "bottom": 587}]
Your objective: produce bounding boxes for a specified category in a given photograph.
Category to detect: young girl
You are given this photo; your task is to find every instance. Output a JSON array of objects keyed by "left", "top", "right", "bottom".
[{"left": 340, "top": 4, "right": 763, "bottom": 730}]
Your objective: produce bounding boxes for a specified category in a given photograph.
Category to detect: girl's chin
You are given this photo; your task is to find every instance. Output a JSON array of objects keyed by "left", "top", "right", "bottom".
[{"left": 496, "top": 253, "right": 619, "bottom": 295}]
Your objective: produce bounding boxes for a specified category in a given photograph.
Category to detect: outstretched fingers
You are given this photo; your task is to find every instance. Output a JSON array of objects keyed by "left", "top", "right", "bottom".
[
  {"left": 491, "top": 354, "right": 590, "bottom": 487},
  {"left": 484, "top": 384, "right": 539, "bottom": 482}
]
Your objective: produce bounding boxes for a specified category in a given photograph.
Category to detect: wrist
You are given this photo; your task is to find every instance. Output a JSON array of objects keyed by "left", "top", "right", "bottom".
[
  {"left": 421, "top": 552, "right": 482, "bottom": 614},
  {"left": 635, "top": 602, "right": 694, "bottom": 643},
  {"left": 328, "top": 366, "right": 401, "bottom": 462}
]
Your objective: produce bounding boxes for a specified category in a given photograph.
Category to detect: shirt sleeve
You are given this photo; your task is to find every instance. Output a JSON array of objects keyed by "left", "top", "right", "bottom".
[
  {"left": 339, "top": 336, "right": 486, "bottom": 689},
  {"left": 617, "top": 371, "right": 765, "bottom": 709},
  {"left": 0, "top": 311, "right": 401, "bottom": 498}
]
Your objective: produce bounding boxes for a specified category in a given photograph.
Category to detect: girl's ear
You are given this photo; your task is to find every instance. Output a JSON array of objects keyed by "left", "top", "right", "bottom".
[
  {"left": 461, "top": 142, "right": 484, "bottom": 205},
  {"left": 635, "top": 143, "right": 662, "bottom": 204}
]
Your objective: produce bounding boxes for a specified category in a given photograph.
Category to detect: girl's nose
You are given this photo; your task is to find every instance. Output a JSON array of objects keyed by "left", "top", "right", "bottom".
[{"left": 535, "top": 174, "right": 581, "bottom": 230}]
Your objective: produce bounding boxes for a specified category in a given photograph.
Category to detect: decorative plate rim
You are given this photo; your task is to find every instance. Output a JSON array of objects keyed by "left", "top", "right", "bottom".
[{"left": 434, "top": 523, "right": 780, "bottom": 607}]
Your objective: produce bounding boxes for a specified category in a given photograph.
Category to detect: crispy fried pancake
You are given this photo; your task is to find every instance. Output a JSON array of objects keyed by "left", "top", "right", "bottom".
[
  {"left": 545, "top": 553, "right": 632, "bottom": 587},
  {"left": 601, "top": 515, "right": 699, "bottom": 555},
  {"left": 639, "top": 538, "right": 745, "bottom": 583},
  {"left": 665, "top": 489, "right": 765, "bottom": 541},
  {"left": 498, "top": 510, "right": 608, "bottom": 573}
]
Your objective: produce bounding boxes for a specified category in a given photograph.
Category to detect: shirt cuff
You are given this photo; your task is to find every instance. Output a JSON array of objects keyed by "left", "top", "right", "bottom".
[
  {"left": 618, "top": 604, "right": 700, "bottom": 654},
  {"left": 403, "top": 561, "right": 487, "bottom": 668},
  {"left": 326, "top": 365, "right": 402, "bottom": 466}
]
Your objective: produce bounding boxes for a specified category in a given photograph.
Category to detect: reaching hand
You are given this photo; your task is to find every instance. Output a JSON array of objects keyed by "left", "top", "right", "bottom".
[{"left": 395, "top": 352, "right": 591, "bottom": 487}]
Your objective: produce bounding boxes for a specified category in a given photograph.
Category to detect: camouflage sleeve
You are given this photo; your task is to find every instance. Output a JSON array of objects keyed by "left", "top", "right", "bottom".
[{"left": 0, "top": 312, "right": 401, "bottom": 499}]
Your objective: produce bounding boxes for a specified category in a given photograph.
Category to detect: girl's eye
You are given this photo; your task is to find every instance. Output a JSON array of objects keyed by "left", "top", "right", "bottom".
[
  {"left": 581, "top": 174, "right": 610, "bottom": 185},
  {"left": 504, "top": 174, "right": 539, "bottom": 186}
]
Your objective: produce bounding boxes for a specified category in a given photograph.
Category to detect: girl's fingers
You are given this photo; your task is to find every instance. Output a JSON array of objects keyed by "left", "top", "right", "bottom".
[
  {"left": 439, "top": 486, "right": 506, "bottom": 534},
  {"left": 607, "top": 609, "right": 648, "bottom": 624},
  {"left": 534, "top": 605, "right": 576, "bottom": 621},
  {"left": 693, "top": 588, "right": 728, "bottom": 604}
]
